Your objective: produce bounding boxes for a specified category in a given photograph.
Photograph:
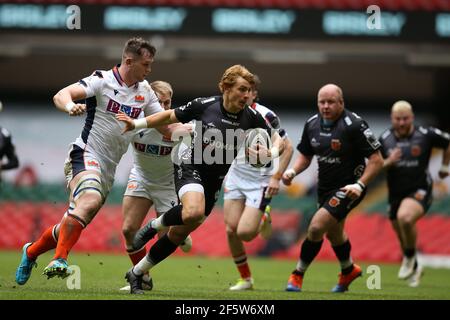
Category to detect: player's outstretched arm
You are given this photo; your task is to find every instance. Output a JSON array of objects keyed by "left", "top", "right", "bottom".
[
  {"left": 116, "top": 109, "right": 179, "bottom": 134},
  {"left": 53, "top": 84, "right": 87, "bottom": 116}
]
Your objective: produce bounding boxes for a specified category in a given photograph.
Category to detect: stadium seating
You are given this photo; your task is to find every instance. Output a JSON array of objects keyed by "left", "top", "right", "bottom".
[{"left": 1, "top": 201, "right": 450, "bottom": 262}]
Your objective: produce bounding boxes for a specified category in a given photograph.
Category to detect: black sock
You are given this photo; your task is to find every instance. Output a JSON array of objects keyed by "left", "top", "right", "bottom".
[
  {"left": 300, "top": 239, "right": 323, "bottom": 265},
  {"left": 404, "top": 248, "right": 416, "bottom": 258},
  {"left": 332, "top": 240, "right": 354, "bottom": 274},
  {"left": 147, "top": 234, "right": 178, "bottom": 266},
  {"left": 162, "top": 205, "right": 184, "bottom": 226},
  {"left": 332, "top": 240, "right": 351, "bottom": 261}
]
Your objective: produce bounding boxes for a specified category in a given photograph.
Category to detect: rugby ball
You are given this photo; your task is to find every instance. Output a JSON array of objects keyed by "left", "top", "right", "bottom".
[{"left": 245, "top": 128, "right": 271, "bottom": 168}]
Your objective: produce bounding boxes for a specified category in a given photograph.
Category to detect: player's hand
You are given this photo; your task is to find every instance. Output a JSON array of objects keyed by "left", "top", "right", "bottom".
[
  {"left": 266, "top": 177, "right": 280, "bottom": 197},
  {"left": 438, "top": 164, "right": 449, "bottom": 179},
  {"left": 340, "top": 183, "right": 364, "bottom": 200},
  {"left": 116, "top": 111, "right": 135, "bottom": 134},
  {"left": 68, "top": 103, "right": 86, "bottom": 116},
  {"left": 282, "top": 168, "right": 296, "bottom": 186},
  {"left": 387, "top": 147, "right": 402, "bottom": 165}
]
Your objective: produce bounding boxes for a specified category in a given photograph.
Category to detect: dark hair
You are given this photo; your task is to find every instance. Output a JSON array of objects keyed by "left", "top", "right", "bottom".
[{"left": 123, "top": 37, "right": 156, "bottom": 59}]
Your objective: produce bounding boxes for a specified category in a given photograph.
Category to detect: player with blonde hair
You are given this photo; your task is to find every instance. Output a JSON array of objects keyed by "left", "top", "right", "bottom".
[{"left": 379, "top": 100, "right": 450, "bottom": 287}]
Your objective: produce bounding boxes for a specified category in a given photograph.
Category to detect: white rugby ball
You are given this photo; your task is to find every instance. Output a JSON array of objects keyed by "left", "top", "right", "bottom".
[{"left": 245, "top": 128, "right": 271, "bottom": 168}]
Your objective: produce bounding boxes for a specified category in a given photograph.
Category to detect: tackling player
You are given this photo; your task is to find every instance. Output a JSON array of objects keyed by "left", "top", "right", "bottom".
[{"left": 15, "top": 37, "right": 168, "bottom": 284}]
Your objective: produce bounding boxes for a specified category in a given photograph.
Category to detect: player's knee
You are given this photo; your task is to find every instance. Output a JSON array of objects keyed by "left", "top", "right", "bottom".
[
  {"left": 398, "top": 213, "right": 415, "bottom": 228},
  {"left": 182, "top": 204, "right": 205, "bottom": 224},
  {"left": 308, "top": 224, "right": 325, "bottom": 241},
  {"left": 76, "top": 197, "right": 102, "bottom": 216},
  {"left": 226, "top": 224, "right": 238, "bottom": 236},
  {"left": 237, "top": 229, "right": 257, "bottom": 242}
]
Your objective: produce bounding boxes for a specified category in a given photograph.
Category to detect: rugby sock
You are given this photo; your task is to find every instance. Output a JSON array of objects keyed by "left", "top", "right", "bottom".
[
  {"left": 27, "top": 224, "right": 58, "bottom": 260},
  {"left": 233, "top": 253, "right": 251, "bottom": 279},
  {"left": 53, "top": 214, "right": 85, "bottom": 260},
  {"left": 134, "top": 234, "right": 178, "bottom": 276},
  {"left": 332, "top": 240, "right": 354, "bottom": 274},
  {"left": 127, "top": 247, "right": 147, "bottom": 265},
  {"left": 296, "top": 239, "right": 323, "bottom": 273},
  {"left": 404, "top": 248, "right": 416, "bottom": 258},
  {"left": 161, "top": 205, "right": 184, "bottom": 226}
]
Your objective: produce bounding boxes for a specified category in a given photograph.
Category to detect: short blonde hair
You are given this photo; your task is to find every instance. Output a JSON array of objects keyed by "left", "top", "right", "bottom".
[
  {"left": 218, "top": 65, "right": 255, "bottom": 93},
  {"left": 150, "top": 80, "right": 173, "bottom": 98},
  {"left": 391, "top": 100, "right": 413, "bottom": 114}
]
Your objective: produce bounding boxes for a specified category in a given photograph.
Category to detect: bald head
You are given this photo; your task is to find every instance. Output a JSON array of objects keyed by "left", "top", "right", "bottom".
[
  {"left": 317, "top": 84, "right": 344, "bottom": 121},
  {"left": 318, "top": 84, "right": 344, "bottom": 102},
  {"left": 391, "top": 100, "right": 414, "bottom": 137},
  {"left": 391, "top": 100, "right": 413, "bottom": 115}
]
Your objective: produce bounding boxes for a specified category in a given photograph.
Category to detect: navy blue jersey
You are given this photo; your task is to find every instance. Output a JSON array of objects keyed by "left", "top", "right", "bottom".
[
  {"left": 174, "top": 96, "right": 269, "bottom": 176},
  {"left": 379, "top": 126, "right": 450, "bottom": 198},
  {"left": 297, "top": 109, "right": 380, "bottom": 194}
]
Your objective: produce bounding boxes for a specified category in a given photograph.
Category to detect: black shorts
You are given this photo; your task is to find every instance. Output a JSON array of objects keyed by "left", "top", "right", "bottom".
[
  {"left": 319, "top": 188, "right": 366, "bottom": 221},
  {"left": 388, "top": 185, "right": 433, "bottom": 220},
  {"left": 173, "top": 163, "right": 225, "bottom": 217}
]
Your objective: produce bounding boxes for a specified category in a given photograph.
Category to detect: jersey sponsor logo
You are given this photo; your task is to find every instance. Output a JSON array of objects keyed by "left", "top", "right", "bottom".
[
  {"left": 311, "top": 138, "right": 320, "bottom": 147},
  {"left": 411, "top": 145, "right": 421, "bottom": 157},
  {"left": 127, "top": 182, "right": 137, "bottom": 190},
  {"left": 113, "top": 89, "right": 119, "bottom": 96},
  {"left": 331, "top": 139, "right": 342, "bottom": 151},
  {"left": 135, "top": 95, "right": 145, "bottom": 102},
  {"left": 106, "top": 98, "right": 141, "bottom": 119},
  {"left": 221, "top": 118, "right": 240, "bottom": 126},
  {"left": 329, "top": 196, "right": 340, "bottom": 207},
  {"left": 317, "top": 156, "right": 341, "bottom": 164},
  {"left": 86, "top": 160, "right": 99, "bottom": 168},
  {"left": 134, "top": 142, "right": 173, "bottom": 156}
]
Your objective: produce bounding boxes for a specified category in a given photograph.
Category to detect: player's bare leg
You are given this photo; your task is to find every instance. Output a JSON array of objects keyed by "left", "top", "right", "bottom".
[
  {"left": 43, "top": 171, "right": 103, "bottom": 279},
  {"left": 225, "top": 199, "right": 254, "bottom": 290},
  {"left": 397, "top": 198, "right": 425, "bottom": 281}
]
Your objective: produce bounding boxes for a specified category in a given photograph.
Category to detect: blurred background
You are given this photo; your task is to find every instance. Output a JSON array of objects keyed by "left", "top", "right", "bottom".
[{"left": 1, "top": 0, "right": 449, "bottom": 266}]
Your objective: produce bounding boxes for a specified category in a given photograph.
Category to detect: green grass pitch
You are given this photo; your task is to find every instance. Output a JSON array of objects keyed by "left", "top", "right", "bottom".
[{"left": 1, "top": 250, "right": 449, "bottom": 300}]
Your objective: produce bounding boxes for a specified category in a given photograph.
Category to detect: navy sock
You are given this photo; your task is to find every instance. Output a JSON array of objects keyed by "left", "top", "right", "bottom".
[
  {"left": 162, "top": 205, "right": 184, "bottom": 226},
  {"left": 147, "top": 234, "right": 178, "bottom": 266},
  {"left": 300, "top": 239, "right": 323, "bottom": 265}
]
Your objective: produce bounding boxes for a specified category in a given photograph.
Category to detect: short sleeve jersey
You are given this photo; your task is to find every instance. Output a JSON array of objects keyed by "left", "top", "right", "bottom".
[
  {"left": 379, "top": 126, "right": 450, "bottom": 197},
  {"left": 297, "top": 109, "right": 381, "bottom": 194},
  {"left": 75, "top": 65, "right": 163, "bottom": 166}
]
